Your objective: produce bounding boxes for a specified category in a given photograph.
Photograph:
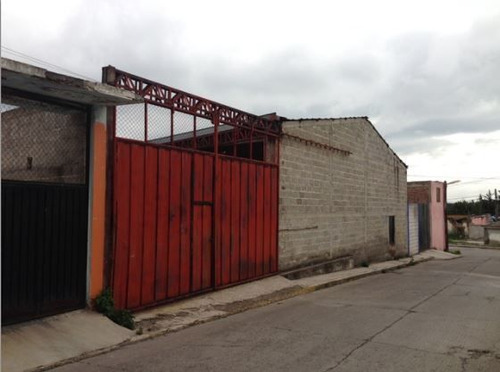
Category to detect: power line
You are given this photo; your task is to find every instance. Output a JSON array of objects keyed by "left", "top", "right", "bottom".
[
  {"left": 408, "top": 175, "right": 499, "bottom": 180},
  {"left": 1, "top": 46, "right": 98, "bottom": 82},
  {"left": 448, "top": 195, "right": 482, "bottom": 201},
  {"left": 450, "top": 180, "right": 499, "bottom": 186}
]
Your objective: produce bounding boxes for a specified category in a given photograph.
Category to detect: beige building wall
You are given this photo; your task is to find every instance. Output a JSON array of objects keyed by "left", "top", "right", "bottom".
[{"left": 279, "top": 118, "right": 408, "bottom": 270}]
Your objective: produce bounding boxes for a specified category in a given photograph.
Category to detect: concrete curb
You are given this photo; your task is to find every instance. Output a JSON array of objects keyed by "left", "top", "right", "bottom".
[
  {"left": 300, "top": 255, "right": 434, "bottom": 287},
  {"left": 31, "top": 256, "right": 434, "bottom": 371},
  {"left": 450, "top": 243, "right": 500, "bottom": 251},
  {"left": 301, "top": 256, "right": 435, "bottom": 292}
]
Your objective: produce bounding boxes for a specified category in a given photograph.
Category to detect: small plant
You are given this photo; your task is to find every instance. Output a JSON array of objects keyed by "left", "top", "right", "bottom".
[
  {"left": 449, "top": 249, "right": 461, "bottom": 255},
  {"left": 109, "top": 308, "right": 135, "bottom": 330},
  {"left": 360, "top": 261, "right": 370, "bottom": 267},
  {"left": 95, "top": 288, "right": 114, "bottom": 316},
  {"left": 94, "top": 288, "right": 135, "bottom": 330}
]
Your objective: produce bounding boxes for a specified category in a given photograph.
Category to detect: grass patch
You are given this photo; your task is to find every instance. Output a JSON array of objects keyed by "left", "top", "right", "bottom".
[
  {"left": 360, "top": 261, "right": 370, "bottom": 267},
  {"left": 95, "top": 288, "right": 135, "bottom": 330},
  {"left": 448, "top": 232, "right": 466, "bottom": 241},
  {"left": 449, "top": 249, "right": 461, "bottom": 255}
]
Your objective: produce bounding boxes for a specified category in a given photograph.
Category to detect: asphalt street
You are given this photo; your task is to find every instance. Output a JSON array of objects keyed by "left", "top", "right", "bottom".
[{"left": 53, "top": 247, "right": 500, "bottom": 372}]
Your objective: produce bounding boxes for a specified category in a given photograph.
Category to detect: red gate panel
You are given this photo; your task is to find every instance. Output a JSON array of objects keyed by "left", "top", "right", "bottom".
[
  {"left": 112, "top": 140, "right": 278, "bottom": 310},
  {"left": 215, "top": 156, "right": 278, "bottom": 287}
]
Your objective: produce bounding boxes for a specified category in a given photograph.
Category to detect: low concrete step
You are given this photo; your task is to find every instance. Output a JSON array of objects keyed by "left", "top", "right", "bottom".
[{"left": 281, "top": 256, "right": 354, "bottom": 280}]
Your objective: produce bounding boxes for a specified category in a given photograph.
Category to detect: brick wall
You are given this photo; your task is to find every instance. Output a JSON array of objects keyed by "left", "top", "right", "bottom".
[
  {"left": 407, "top": 182, "right": 431, "bottom": 204},
  {"left": 279, "top": 118, "right": 408, "bottom": 270}
]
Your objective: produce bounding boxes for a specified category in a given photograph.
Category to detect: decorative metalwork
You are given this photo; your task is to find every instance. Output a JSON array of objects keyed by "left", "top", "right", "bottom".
[{"left": 103, "top": 67, "right": 280, "bottom": 137}]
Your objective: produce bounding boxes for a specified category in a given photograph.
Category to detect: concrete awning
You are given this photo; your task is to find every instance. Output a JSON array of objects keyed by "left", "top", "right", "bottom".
[{"left": 1, "top": 58, "right": 143, "bottom": 106}]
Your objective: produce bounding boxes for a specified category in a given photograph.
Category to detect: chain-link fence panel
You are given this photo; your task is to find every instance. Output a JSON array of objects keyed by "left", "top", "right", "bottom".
[
  {"left": 116, "top": 103, "right": 145, "bottom": 140},
  {"left": 147, "top": 104, "right": 171, "bottom": 142},
  {"left": 1, "top": 93, "right": 88, "bottom": 184},
  {"left": 114, "top": 102, "right": 267, "bottom": 161}
]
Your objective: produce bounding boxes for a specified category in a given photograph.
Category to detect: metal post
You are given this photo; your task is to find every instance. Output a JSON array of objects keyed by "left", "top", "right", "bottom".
[
  {"left": 170, "top": 109, "right": 174, "bottom": 146},
  {"left": 233, "top": 127, "right": 237, "bottom": 157},
  {"left": 444, "top": 181, "right": 449, "bottom": 251},
  {"left": 193, "top": 116, "right": 197, "bottom": 150},
  {"left": 144, "top": 103, "right": 148, "bottom": 142},
  {"left": 212, "top": 111, "right": 219, "bottom": 288}
]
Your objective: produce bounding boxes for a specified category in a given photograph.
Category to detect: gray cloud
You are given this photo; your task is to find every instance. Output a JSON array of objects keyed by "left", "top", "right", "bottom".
[{"left": 3, "top": 2, "right": 499, "bottom": 187}]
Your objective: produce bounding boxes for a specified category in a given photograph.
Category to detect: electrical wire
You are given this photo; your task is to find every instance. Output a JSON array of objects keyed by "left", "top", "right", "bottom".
[
  {"left": 1, "top": 46, "right": 98, "bottom": 82},
  {"left": 408, "top": 175, "right": 499, "bottom": 180}
]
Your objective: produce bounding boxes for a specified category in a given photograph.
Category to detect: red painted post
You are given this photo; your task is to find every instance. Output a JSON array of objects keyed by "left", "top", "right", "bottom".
[
  {"left": 212, "top": 112, "right": 220, "bottom": 288},
  {"left": 170, "top": 109, "right": 174, "bottom": 146},
  {"left": 193, "top": 116, "right": 197, "bottom": 150}
]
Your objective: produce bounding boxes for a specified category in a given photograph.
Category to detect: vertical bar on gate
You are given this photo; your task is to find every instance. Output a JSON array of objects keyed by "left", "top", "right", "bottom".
[
  {"left": 249, "top": 125, "right": 254, "bottom": 161},
  {"left": 170, "top": 109, "right": 174, "bottom": 146},
  {"left": 265, "top": 137, "right": 269, "bottom": 162},
  {"left": 144, "top": 103, "right": 148, "bottom": 142},
  {"left": 233, "top": 127, "right": 237, "bottom": 157},
  {"left": 212, "top": 112, "right": 219, "bottom": 288},
  {"left": 193, "top": 116, "right": 197, "bottom": 150},
  {"left": 444, "top": 181, "right": 448, "bottom": 252}
]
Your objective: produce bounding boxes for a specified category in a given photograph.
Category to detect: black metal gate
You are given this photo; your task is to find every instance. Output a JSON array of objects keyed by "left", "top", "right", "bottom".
[
  {"left": 418, "top": 203, "right": 430, "bottom": 252},
  {"left": 1, "top": 92, "right": 89, "bottom": 324}
]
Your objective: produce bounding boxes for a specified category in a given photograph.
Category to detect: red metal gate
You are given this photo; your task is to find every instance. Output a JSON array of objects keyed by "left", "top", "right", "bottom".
[{"left": 105, "top": 68, "right": 280, "bottom": 310}]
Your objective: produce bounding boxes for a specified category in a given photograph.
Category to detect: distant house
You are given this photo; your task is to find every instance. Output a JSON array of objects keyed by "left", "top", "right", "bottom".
[
  {"left": 469, "top": 214, "right": 492, "bottom": 240},
  {"left": 408, "top": 181, "right": 447, "bottom": 252},
  {"left": 470, "top": 214, "right": 491, "bottom": 226}
]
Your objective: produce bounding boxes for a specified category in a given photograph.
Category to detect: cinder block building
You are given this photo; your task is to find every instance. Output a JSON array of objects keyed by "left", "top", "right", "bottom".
[
  {"left": 407, "top": 181, "right": 447, "bottom": 251},
  {"left": 2, "top": 58, "right": 409, "bottom": 325},
  {"left": 278, "top": 117, "right": 408, "bottom": 270}
]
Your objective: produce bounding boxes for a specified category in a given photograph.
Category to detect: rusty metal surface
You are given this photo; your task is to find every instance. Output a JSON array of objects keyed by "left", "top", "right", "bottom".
[
  {"left": 111, "top": 141, "right": 278, "bottom": 310},
  {"left": 105, "top": 68, "right": 281, "bottom": 310},
  {"left": 103, "top": 66, "right": 280, "bottom": 137}
]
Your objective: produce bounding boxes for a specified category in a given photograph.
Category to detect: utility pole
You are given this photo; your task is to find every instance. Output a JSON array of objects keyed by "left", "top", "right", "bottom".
[{"left": 495, "top": 189, "right": 499, "bottom": 218}]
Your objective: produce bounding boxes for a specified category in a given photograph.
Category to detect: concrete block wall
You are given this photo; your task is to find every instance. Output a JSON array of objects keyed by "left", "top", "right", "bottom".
[
  {"left": 469, "top": 225, "right": 485, "bottom": 240},
  {"left": 1, "top": 101, "right": 87, "bottom": 184},
  {"left": 279, "top": 118, "right": 408, "bottom": 270}
]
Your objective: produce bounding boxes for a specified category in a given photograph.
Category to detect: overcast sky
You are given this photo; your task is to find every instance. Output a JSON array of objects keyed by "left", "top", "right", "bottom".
[{"left": 2, "top": 0, "right": 499, "bottom": 202}]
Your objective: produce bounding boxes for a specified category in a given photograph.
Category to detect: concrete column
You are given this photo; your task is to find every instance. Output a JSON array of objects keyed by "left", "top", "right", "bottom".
[{"left": 87, "top": 105, "right": 108, "bottom": 304}]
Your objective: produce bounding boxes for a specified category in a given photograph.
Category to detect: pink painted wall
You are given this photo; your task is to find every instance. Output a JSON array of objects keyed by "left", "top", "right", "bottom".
[
  {"left": 471, "top": 215, "right": 490, "bottom": 226},
  {"left": 430, "top": 181, "right": 446, "bottom": 250}
]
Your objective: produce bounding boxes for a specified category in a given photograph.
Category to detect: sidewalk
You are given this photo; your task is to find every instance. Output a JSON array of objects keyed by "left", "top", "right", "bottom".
[{"left": 1, "top": 249, "right": 459, "bottom": 372}]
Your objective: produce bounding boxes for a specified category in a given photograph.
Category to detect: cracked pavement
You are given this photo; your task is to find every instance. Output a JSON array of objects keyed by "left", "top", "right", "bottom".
[{"left": 53, "top": 247, "right": 500, "bottom": 372}]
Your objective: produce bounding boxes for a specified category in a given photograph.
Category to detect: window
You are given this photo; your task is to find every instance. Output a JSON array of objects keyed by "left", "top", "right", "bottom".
[
  {"left": 389, "top": 216, "right": 395, "bottom": 245},
  {"left": 436, "top": 187, "right": 441, "bottom": 203}
]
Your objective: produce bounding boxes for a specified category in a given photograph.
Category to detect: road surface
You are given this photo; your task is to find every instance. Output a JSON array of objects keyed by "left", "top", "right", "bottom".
[{"left": 54, "top": 247, "right": 500, "bottom": 371}]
